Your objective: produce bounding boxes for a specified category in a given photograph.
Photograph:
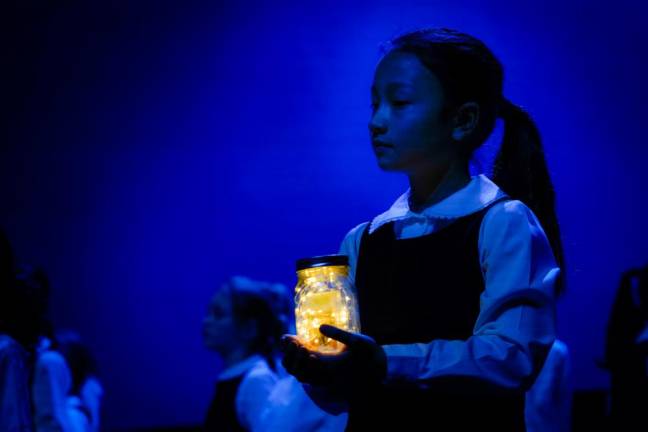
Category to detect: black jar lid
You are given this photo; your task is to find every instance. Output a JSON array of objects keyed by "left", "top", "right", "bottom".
[{"left": 296, "top": 254, "right": 349, "bottom": 271}]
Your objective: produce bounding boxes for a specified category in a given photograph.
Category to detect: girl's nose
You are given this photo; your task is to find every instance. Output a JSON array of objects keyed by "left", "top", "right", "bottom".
[
  {"left": 369, "top": 107, "right": 388, "bottom": 137},
  {"left": 369, "top": 120, "right": 387, "bottom": 137}
]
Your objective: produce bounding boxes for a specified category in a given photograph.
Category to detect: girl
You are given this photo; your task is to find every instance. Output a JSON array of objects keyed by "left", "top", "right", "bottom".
[
  {"left": 202, "top": 276, "right": 291, "bottom": 431},
  {"left": 281, "top": 27, "right": 563, "bottom": 431}
]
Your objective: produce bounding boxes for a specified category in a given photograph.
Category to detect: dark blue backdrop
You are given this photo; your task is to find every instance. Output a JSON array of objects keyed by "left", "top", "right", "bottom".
[{"left": 2, "top": 0, "right": 647, "bottom": 429}]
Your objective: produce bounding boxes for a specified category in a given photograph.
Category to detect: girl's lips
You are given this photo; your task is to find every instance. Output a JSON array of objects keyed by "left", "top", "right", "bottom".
[
  {"left": 372, "top": 140, "right": 392, "bottom": 148},
  {"left": 373, "top": 144, "right": 392, "bottom": 155}
]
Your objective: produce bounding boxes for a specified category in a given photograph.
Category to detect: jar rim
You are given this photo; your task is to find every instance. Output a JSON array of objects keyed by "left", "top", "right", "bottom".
[{"left": 295, "top": 254, "right": 348, "bottom": 271}]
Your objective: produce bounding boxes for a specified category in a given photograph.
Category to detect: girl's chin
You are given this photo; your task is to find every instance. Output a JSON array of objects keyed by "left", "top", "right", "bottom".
[{"left": 375, "top": 158, "right": 403, "bottom": 172}]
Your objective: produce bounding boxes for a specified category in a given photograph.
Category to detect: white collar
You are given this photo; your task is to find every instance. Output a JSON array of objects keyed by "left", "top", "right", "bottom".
[
  {"left": 369, "top": 174, "right": 507, "bottom": 234},
  {"left": 218, "top": 354, "right": 265, "bottom": 381}
]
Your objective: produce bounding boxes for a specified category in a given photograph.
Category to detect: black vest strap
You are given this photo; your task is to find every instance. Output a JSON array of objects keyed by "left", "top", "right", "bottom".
[{"left": 204, "top": 376, "right": 247, "bottom": 432}]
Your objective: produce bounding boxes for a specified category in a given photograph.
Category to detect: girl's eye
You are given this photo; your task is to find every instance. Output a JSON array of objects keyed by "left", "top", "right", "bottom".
[{"left": 392, "top": 100, "right": 411, "bottom": 107}]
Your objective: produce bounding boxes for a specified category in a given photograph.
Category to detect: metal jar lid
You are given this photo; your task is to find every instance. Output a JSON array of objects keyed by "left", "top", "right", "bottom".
[{"left": 296, "top": 254, "right": 349, "bottom": 271}]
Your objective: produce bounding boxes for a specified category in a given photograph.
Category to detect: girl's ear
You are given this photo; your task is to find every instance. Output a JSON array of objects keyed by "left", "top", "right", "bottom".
[
  {"left": 451, "top": 101, "right": 480, "bottom": 142},
  {"left": 239, "top": 318, "right": 259, "bottom": 345}
]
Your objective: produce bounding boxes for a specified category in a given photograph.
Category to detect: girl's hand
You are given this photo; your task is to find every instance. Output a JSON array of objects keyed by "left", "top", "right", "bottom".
[{"left": 280, "top": 325, "right": 387, "bottom": 389}]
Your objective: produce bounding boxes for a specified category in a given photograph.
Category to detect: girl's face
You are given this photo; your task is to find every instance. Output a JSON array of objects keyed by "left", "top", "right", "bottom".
[
  {"left": 202, "top": 288, "right": 252, "bottom": 355},
  {"left": 369, "top": 51, "right": 455, "bottom": 174}
]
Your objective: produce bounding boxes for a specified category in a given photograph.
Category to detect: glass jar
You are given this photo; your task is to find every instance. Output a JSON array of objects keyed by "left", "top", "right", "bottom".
[{"left": 294, "top": 255, "right": 360, "bottom": 354}]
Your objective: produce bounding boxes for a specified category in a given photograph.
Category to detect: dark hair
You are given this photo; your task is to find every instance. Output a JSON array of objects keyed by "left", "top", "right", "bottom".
[
  {"left": 225, "top": 276, "right": 292, "bottom": 371},
  {"left": 0, "top": 229, "right": 15, "bottom": 331},
  {"left": 3, "top": 264, "right": 53, "bottom": 347},
  {"left": 0, "top": 230, "right": 12, "bottom": 284},
  {"left": 0, "top": 235, "right": 55, "bottom": 346},
  {"left": 383, "top": 28, "right": 565, "bottom": 294}
]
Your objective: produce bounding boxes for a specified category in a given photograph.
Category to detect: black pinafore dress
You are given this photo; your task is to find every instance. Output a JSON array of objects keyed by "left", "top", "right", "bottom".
[{"left": 347, "top": 199, "right": 526, "bottom": 431}]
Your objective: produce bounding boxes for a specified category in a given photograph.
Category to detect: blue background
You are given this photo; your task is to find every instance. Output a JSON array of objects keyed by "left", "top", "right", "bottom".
[{"left": 2, "top": 0, "right": 647, "bottom": 429}]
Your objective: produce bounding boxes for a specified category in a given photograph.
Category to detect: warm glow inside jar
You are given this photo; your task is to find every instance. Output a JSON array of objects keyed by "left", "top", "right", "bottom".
[{"left": 294, "top": 255, "right": 360, "bottom": 354}]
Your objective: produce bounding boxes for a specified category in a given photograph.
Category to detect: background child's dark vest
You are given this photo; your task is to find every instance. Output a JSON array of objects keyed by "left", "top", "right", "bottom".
[
  {"left": 348, "top": 199, "right": 526, "bottom": 431},
  {"left": 203, "top": 376, "right": 246, "bottom": 432}
]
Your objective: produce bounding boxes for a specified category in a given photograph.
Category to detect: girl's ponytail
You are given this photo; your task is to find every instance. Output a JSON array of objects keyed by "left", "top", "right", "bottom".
[{"left": 493, "top": 99, "right": 565, "bottom": 294}]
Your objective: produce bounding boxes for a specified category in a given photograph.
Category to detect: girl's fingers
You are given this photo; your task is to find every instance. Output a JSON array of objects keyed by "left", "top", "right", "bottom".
[
  {"left": 280, "top": 334, "right": 301, "bottom": 351},
  {"left": 319, "top": 325, "right": 357, "bottom": 346},
  {"left": 293, "top": 345, "right": 313, "bottom": 382},
  {"left": 280, "top": 336, "right": 301, "bottom": 374},
  {"left": 280, "top": 335, "right": 318, "bottom": 383}
]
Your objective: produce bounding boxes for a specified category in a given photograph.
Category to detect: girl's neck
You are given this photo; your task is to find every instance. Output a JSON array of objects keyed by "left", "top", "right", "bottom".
[
  {"left": 407, "top": 160, "right": 471, "bottom": 211},
  {"left": 220, "top": 348, "right": 253, "bottom": 370}
]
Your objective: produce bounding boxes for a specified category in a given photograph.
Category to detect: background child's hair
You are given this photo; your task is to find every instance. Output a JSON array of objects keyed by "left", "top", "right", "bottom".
[
  {"left": 0, "top": 229, "right": 15, "bottom": 332},
  {"left": 224, "top": 276, "right": 292, "bottom": 371},
  {"left": 382, "top": 27, "right": 565, "bottom": 294},
  {"left": 4, "top": 264, "right": 53, "bottom": 348}
]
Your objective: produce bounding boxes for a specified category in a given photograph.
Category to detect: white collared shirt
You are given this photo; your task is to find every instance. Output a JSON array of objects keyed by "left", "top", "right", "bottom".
[
  {"left": 226, "top": 356, "right": 347, "bottom": 432},
  {"left": 0, "top": 335, "right": 33, "bottom": 432},
  {"left": 259, "top": 374, "right": 348, "bottom": 432},
  {"left": 338, "top": 174, "right": 559, "bottom": 390},
  {"left": 215, "top": 355, "right": 279, "bottom": 431},
  {"left": 33, "top": 348, "right": 74, "bottom": 432}
]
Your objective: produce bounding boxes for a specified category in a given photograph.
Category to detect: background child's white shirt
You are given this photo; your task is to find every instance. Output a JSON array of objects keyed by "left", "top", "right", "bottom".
[
  {"left": 33, "top": 349, "right": 74, "bottom": 432},
  {"left": 233, "top": 356, "right": 348, "bottom": 431},
  {"left": 525, "top": 339, "right": 572, "bottom": 432},
  {"left": 65, "top": 377, "right": 103, "bottom": 432},
  {"left": 258, "top": 376, "right": 348, "bottom": 432},
  {"left": 0, "top": 334, "right": 33, "bottom": 432},
  {"left": 332, "top": 174, "right": 558, "bottom": 392},
  {"left": 229, "top": 355, "right": 278, "bottom": 431},
  {"left": 65, "top": 396, "right": 91, "bottom": 432},
  {"left": 79, "top": 378, "right": 103, "bottom": 432}
]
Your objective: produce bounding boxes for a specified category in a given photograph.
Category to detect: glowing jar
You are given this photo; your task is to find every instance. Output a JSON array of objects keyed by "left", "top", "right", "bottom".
[{"left": 294, "top": 255, "right": 360, "bottom": 354}]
